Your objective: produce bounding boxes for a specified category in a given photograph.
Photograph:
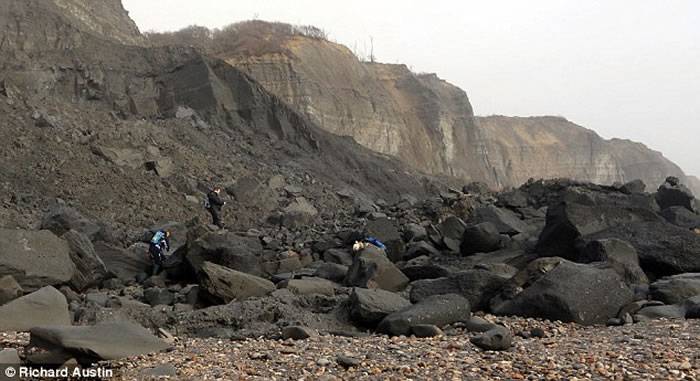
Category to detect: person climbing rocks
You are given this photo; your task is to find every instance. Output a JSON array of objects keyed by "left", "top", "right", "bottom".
[
  {"left": 149, "top": 230, "right": 171, "bottom": 275},
  {"left": 206, "top": 186, "right": 226, "bottom": 228}
]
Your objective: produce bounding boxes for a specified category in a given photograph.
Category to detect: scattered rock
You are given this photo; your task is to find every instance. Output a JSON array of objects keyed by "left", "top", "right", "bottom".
[
  {"left": 29, "top": 321, "right": 170, "bottom": 363},
  {"left": 0, "top": 228, "right": 75, "bottom": 292},
  {"left": 282, "top": 326, "right": 316, "bottom": 340},
  {"left": 470, "top": 325, "right": 512, "bottom": 351},
  {"left": 377, "top": 294, "right": 471, "bottom": 336},
  {"left": 0, "top": 286, "right": 70, "bottom": 332},
  {"left": 460, "top": 222, "right": 502, "bottom": 255},
  {"left": 344, "top": 246, "right": 409, "bottom": 292},
  {"left": 198, "top": 262, "right": 275, "bottom": 304},
  {"left": 348, "top": 288, "right": 411, "bottom": 327}
]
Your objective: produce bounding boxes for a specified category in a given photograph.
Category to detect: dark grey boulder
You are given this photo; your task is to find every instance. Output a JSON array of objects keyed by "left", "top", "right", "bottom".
[
  {"left": 439, "top": 216, "right": 467, "bottom": 252},
  {"left": 282, "top": 325, "right": 316, "bottom": 340},
  {"left": 536, "top": 189, "right": 661, "bottom": 259},
  {"left": 198, "top": 261, "right": 275, "bottom": 304},
  {"left": 400, "top": 256, "right": 450, "bottom": 282},
  {"left": 313, "top": 263, "right": 348, "bottom": 283},
  {"left": 29, "top": 321, "right": 170, "bottom": 363},
  {"left": 0, "top": 229, "right": 75, "bottom": 292},
  {"left": 578, "top": 238, "right": 648, "bottom": 286},
  {"left": 460, "top": 223, "right": 502, "bottom": 255},
  {"left": 323, "top": 249, "right": 354, "bottom": 266},
  {"left": 0, "top": 275, "right": 23, "bottom": 305},
  {"left": 404, "top": 241, "right": 440, "bottom": 260},
  {"left": 649, "top": 273, "right": 700, "bottom": 305},
  {"left": 403, "top": 223, "right": 427, "bottom": 242},
  {"left": 366, "top": 218, "right": 405, "bottom": 262},
  {"left": 377, "top": 294, "right": 471, "bottom": 336},
  {"left": 186, "top": 232, "right": 263, "bottom": 276},
  {"left": 492, "top": 259, "right": 634, "bottom": 325},
  {"left": 63, "top": 230, "right": 108, "bottom": 291},
  {"left": 661, "top": 206, "right": 700, "bottom": 229},
  {"left": 0, "top": 286, "right": 70, "bottom": 332},
  {"left": 410, "top": 269, "right": 510, "bottom": 311},
  {"left": 348, "top": 287, "right": 411, "bottom": 327},
  {"left": 463, "top": 316, "right": 496, "bottom": 333},
  {"left": 636, "top": 304, "right": 687, "bottom": 320},
  {"left": 472, "top": 205, "right": 529, "bottom": 236},
  {"left": 344, "top": 246, "right": 409, "bottom": 292},
  {"left": 684, "top": 295, "right": 700, "bottom": 319},
  {"left": 470, "top": 325, "right": 512, "bottom": 351},
  {"left": 655, "top": 177, "right": 696, "bottom": 212},
  {"left": 94, "top": 241, "right": 150, "bottom": 282},
  {"left": 40, "top": 205, "right": 107, "bottom": 242},
  {"left": 586, "top": 221, "right": 700, "bottom": 278}
]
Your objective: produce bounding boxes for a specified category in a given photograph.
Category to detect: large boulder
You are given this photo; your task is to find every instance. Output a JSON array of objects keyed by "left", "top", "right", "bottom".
[
  {"left": 0, "top": 275, "right": 23, "bottom": 305},
  {"left": 377, "top": 294, "right": 471, "bottom": 336},
  {"left": 29, "top": 321, "right": 169, "bottom": 364},
  {"left": 492, "top": 258, "right": 634, "bottom": 325},
  {"left": 40, "top": 205, "right": 107, "bottom": 242},
  {"left": 0, "top": 229, "right": 75, "bottom": 292},
  {"left": 344, "top": 246, "right": 409, "bottom": 292},
  {"left": 472, "top": 205, "right": 530, "bottom": 236},
  {"left": 577, "top": 239, "right": 648, "bottom": 286},
  {"left": 198, "top": 261, "right": 275, "bottom": 304},
  {"left": 536, "top": 190, "right": 660, "bottom": 259},
  {"left": 348, "top": 288, "right": 411, "bottom": 327},
  {"left": 470, "top": 325, "right": 513, "bottom": 351},
  {"left": 63, "top": 230, "right": 108, "bottom": 291},
  {"left": 649, "top": 273, "right": 700, "bottom": 305},
  {"left": 661, "top": 207, "right": 700, "bottom": 230},
  {"left": 460, "top": 222, "right": 502, "bottom": 255},
  {"left": 0, "top": 286, "right": 70, "bottom": 332},
  {"left": 585, "top": 221, "right": 700, "bottom": 278},
  {"left": 410, "top": 269, "right": 511, "bottom": 311},
  {"left": 94, "top": 241, "right": 150, "bottom": 282},
  {"left": 186, "top": 232, "right": 263, "bottom": 276},
  {"left": 366, "top": 218, "right": 405, "bottom": 262},
  {"left": 438, "top": 216, "right": 467, "bottom": 252},
  {"left": 655, "top": 177, "right": 695, "bottom": 212}
]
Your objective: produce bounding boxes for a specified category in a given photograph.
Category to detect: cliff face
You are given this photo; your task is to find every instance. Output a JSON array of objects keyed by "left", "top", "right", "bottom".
[
  {"left": 198, "top": 24, "right": 693, "bottom": 190},
  {"left": 0, "top": 1, "right": 437, "bottom": 231},
  {"left": 476, "top": 116, "right": 688, "bottom": 190},
  {"left": 225, "top": 37, "right": 492, "bottom": 182},
  {"left": 0, "top": 0, "right": 144, "bottom": 56}
]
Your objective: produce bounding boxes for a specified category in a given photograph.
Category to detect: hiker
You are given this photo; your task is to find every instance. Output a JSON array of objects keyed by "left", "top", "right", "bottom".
[
  {"left": 149, "top": 230, "right": 171, "bottom": 275},
  {"left": 206, "top": 186, "right": 226, "bottom": 228},
  {"left": 352, "top": 236, "right": 387, "bottom": 252}
]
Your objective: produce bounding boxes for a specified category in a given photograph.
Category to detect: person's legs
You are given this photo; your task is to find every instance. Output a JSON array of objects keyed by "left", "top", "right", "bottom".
[
  {"left": 149, "top": 245, "right": 163, "bottom": 275},
  {"left": 210, "top": 208, "right": 224, "bottom": 228}
]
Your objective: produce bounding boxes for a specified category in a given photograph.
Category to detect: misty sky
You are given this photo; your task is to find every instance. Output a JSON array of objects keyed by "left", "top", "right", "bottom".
[{"left": 122, "top": 0, "right": 700, "bottom": 176}]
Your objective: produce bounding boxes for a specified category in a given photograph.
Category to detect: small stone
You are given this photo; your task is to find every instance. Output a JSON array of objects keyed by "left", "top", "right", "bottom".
[
  {"left": 282, "top": 326, "right": 316, "bottom": 340},
  {"left": 530, "top": 327, "right": 546, "bottom": 338},
  {"left": 337, "top": 355, "right": 361, "bottom": 368}
]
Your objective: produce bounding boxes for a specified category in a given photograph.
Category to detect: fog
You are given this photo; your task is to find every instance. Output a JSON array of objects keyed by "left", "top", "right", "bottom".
[{"left": 122, "top": 0, "right": 700, "bottom": 176}]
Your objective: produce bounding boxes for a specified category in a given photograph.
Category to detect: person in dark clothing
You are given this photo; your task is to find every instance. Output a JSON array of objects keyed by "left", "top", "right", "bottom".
[
  {"left": 149, "top": 230, "right": 171, "bottom": 275},
  {"left": 206, "top": 187, "right": 226, "bottom": 228}
]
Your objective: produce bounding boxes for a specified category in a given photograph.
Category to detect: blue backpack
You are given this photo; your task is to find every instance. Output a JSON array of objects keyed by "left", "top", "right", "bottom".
[
  {"left": 151, "top": 231, "right": 165, "bottom": 245},
  {"left": 364, "top": 237, "right": 386, "bottom": 250}
]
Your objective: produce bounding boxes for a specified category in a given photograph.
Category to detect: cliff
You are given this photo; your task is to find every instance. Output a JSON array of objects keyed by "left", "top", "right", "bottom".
[
  {"left": 153, "top": 21, "right": 694, "bottom": 191},
  {"left": 0, "top": 2, "right": 437, "bottom": 231}
]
